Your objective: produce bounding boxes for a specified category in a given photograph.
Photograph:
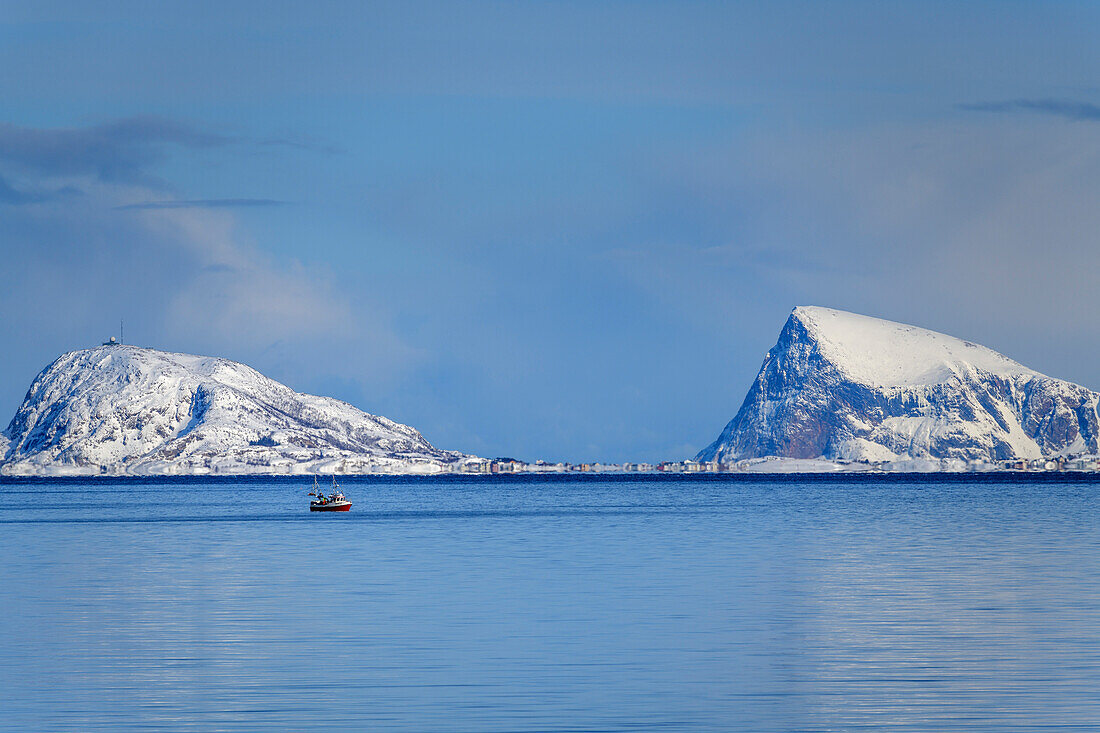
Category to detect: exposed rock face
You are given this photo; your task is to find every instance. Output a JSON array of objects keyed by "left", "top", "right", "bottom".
[
  {"left": 697, "top": 307, "right": 1100, "bottom": 463},
  {"left": 1, "top": 345, "right": 466, "bottom": 475}
]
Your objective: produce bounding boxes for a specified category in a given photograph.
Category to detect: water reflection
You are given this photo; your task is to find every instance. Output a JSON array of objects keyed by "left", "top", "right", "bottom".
[{"left": 1, "top": 476, "right": 1098, "bottom": 731}]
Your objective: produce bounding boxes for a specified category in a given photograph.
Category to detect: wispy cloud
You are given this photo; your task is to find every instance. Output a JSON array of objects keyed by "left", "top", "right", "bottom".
[
  {"left": 116, "top": 198, "right": 288, "bottom": 210},
  {"left": 258, "top": 137, "right": 343, "bottom": 155},
  {"left": 959, "top": 99, "right": 1100, "bottom": 121},
  {"left": 0, "top": 174, "right": 41, "bottom": 204},
  {"left": 0, "top": 173, "right": 82, "bottom": 205},
  {"left": 0, "top": 115, "right": 232, "bottom": 184}
]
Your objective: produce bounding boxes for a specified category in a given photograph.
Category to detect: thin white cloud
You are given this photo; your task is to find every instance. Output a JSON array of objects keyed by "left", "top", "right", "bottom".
[
  {"left": 0, "top": 165, "right": 419, "bottom": 420},
  {"left": 608, "top": 115, "right": 1100, "bottom": 389},
  {"left": 116, "top": 198, "right": 286, "bottom": 210}
]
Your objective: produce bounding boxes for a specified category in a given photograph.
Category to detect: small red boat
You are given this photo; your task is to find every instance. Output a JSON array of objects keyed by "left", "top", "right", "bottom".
[{"left": 309, "top": 476, "right": 352, "bottom": 512}]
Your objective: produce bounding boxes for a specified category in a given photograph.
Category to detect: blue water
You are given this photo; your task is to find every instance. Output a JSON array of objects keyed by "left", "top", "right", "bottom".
[{"left": 2, "top": 474, "right": 1099, "bottom": 732}]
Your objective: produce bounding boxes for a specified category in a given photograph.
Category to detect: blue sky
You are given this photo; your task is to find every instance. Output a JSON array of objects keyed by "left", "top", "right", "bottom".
[{"left": 3, "top": 1, "right": 1100, "bottom": 462}]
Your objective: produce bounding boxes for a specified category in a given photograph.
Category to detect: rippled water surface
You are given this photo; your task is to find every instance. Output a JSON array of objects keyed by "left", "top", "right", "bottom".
[{"left": 2, "top": 474, "right": 1100, "bottom": 731}]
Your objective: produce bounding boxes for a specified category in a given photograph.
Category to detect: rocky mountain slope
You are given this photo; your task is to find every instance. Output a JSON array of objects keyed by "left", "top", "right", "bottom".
[
  {"left": 697, "top": 307, "right": 1100, "bottom": 464},
  {"left": 1, "top": 345, "right": 467, "bottom": 475}
]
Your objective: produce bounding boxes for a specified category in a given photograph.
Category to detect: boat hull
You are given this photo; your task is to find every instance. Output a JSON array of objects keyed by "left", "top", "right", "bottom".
[{"left": 310, "top": 501, "right": 351, "bottom": 512}]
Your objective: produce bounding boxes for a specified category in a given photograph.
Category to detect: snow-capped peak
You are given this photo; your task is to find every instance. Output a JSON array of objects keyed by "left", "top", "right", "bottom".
[
  {"left": 791, "top": 306, "right": 1038, "bottom": 388},
  {"left": 698, "top": 306, "right": 1099, "bottom": 464},
  {"left": 2, "top": 344, "right": 467, "bottom": 475}
]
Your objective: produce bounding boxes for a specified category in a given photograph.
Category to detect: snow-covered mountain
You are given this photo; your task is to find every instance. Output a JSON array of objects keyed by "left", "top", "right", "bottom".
[
  {"left": 1, "top": 345, "right": 469, "bottom": 475},
  {"left": 698, "top": 307, "right": 1100, "bottom": 464}
]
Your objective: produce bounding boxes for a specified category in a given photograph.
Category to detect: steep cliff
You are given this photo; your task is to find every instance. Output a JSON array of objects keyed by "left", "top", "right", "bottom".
[{"left": 698, "top": 307, "right": 1100, "bottom": 463}]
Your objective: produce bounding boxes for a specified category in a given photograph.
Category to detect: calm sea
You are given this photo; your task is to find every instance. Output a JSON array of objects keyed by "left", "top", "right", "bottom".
[{"left": 2, "top": 474, "right": 1099, "bottom": 732}]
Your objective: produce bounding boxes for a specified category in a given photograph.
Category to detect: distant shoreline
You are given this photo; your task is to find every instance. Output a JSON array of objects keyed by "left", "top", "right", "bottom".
[{"left": 3, "top": 471, "right": 1100, "bottom": 484}]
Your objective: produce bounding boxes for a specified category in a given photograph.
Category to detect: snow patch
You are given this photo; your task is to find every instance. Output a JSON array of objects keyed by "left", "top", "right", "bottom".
[
  {"left": 793, "top": 306, "right": 1038, "bottom": 388},
  {"left": 832, "top": 438, "right": 898, "bottom": 462},
  {"left": 738, "top": 457, "right": 855, "bottom": 473}
]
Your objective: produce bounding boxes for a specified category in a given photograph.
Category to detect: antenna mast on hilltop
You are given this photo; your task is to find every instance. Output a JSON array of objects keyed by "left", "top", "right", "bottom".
[{"left": 121, "top": 319, "right": 124, "bottom": 345}]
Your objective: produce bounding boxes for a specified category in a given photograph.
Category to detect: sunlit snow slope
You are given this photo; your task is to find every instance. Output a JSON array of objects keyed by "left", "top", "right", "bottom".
[
  {"left": 698, "top": 307, "right": 1100, "bottom": 463},
  {"left": 1, "top": 345, "right": 467, "bottom": 475}
]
